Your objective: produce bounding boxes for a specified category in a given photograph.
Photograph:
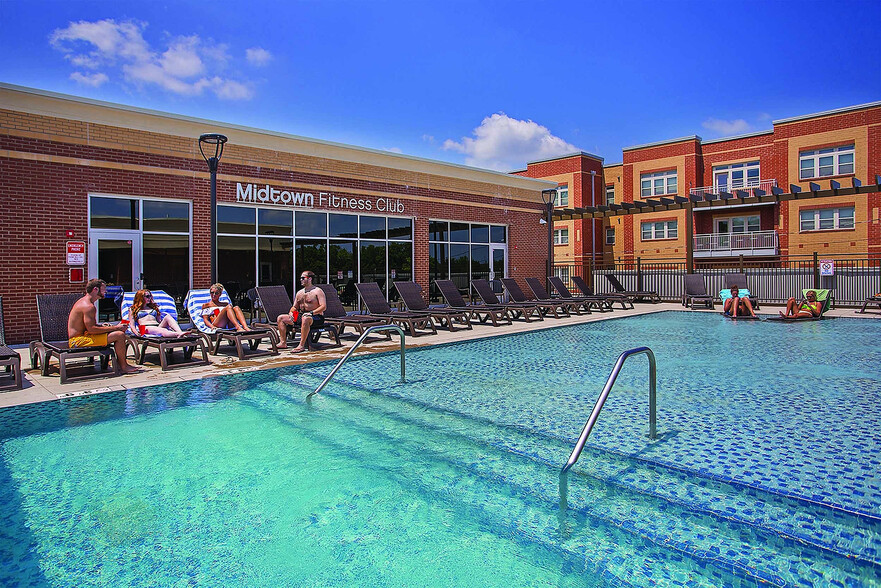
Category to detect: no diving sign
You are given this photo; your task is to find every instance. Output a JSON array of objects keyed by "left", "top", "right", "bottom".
[{"left": 819, "top": 260, "right": 834, "bottom": 276}]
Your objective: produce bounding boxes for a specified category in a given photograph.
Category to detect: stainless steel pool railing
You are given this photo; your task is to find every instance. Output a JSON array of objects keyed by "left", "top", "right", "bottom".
[
  {"left": 561, "top": 346, "right": 657, "bottom": 473},
  {"left": 306, "top": 324, "right": 406, "bottom": 399}
]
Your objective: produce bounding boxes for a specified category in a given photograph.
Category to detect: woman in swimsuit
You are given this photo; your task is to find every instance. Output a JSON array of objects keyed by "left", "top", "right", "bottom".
[
  {"left": 780, "top": 290, "right": 822, "bottom": 318},
  {"left": 130, "top": 290, "right": 185, "bottom": 337},
  {"left": 201, "top": 283, "right": 252, "bottom": 331}
]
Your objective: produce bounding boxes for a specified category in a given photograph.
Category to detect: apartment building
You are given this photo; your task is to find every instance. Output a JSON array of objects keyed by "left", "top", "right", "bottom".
[{"left": 516, "top": 101, "right": 881, "bottom": 265}]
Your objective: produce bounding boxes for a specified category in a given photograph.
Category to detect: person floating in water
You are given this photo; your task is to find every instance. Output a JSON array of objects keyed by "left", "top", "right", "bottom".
[
  {"left": 780, "top": 290, "right": 821, "bottom": 318},
  {"left": 723, "top": 286, "right": 756, "bottom": 318}
]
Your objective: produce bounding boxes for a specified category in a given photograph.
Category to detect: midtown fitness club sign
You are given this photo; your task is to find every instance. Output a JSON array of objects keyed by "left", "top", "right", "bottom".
[{"left": 235, "top": 182, "right": 405, "bottom": 213}]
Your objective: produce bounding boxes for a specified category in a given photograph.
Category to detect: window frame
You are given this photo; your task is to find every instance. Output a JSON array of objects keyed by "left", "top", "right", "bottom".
[
  {"left": 640, "top": 220, "right": 678, "bottom": 240},
  {"left": 640, "top": 169, "right": 678, "bottom": 198},
  {"left": 605, "top": 227, "right": 615, "bottom": 245},
  {"left": 555, "top": 186, "right": 569, "bottom": 208},
  {"left": 799, "top": 144, "right": 855, "bottom": 180},
  {"left": 605, "top": 185, "right": 615, "bottom": 206},
  {"left": 799, "top": 206, "right": 855, "bottom": 232},
  {"left": 553, "top": 228, "right": 569, "bottom": 245}
]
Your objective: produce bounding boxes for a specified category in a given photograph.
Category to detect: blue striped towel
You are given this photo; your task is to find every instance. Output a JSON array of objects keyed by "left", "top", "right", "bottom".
[
  {"left": 185, "top": 289, "right": 233, "bottom": 334},
  {"left": 120, "top": 290, "right": 179, "bottom": 336}
]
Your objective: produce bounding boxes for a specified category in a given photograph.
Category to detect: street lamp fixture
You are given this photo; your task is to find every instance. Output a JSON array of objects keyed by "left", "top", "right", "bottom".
[
  {"left": 541, "top": 188, "right": 557, "bottom": 285},
  {"left": 199, "top": 132, "right": 228, "bottom": 284}
]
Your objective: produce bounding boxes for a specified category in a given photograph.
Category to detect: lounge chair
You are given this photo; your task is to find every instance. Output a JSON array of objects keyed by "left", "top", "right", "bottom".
[
  {"left": 0, "top": 296, "right": 22, "bottom": 390},
  {"left": 571, "top": 276, "right": 633, "bottom": 310},
  {"left": 681, "top": 274, "right": 714, "bottom": 309},
  {"left": 471, "top": 279, "right": 544, "bottom": 322},
  {"left": 604, "top": 274, "right": 661, "bottom": 303},
  {"left": 185, "top": 289, "right": 279, "bottom": 359},
  {"left": 314, "top": 284, "right": 391, "bottom": 340},
  {"left": 435, "top": 280, "right": 512, "bottom": 327},
  {"left": 355, "top": 282, "right": 438, "bottom": 336},
  {"left": 393, "top": 281, "right": 473, "bottom": 332},
  {"left": 501, "top": 278, "right": 570, "bottom": 318},
  {"left": 119, "top": 290, "right": 209, "bottom": 370},
  {"left": 723, "top": 274, "right": 761, "bottom": 310},
  {"left": 253, "top": 285, "right": 341, "bottom": 348},
  {"left": 547, "top": 276, "right": 612, "bottom": 312},
  {"left": 769, "top": 289, "right": 832, "bottom": 322},
  {"left": 29, "top": 293, "right": 120, "bottom": 384},
  {"left": 524, "top": 278, "right": 589, "bottom": 316},
  {"left": 856, "top": 293, "right": 881, "bottom": 314}
]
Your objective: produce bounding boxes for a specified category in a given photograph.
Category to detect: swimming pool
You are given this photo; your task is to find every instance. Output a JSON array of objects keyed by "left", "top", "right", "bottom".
[{"left": 1, "top": 311, "right": 879, "bottom": 586}]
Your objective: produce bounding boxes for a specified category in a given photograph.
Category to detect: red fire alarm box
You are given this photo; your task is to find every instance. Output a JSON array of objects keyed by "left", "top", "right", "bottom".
[{"left": 69, "top": 268, "right": 84, "bottom": 283}]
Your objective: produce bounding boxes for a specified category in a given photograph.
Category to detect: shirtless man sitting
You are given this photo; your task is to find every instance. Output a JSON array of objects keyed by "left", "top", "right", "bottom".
[
  {"left": 68, "top": 279, "right": 139, "bottom": 374},
  {"left": 201, "top": 283, "right": 252, "bottom": 331},
  {"left": 780, "top": 290, "right": 822, "bottom": 318},
  {"left": 277, "top": 271, "right": 326, "bottom": 353}
]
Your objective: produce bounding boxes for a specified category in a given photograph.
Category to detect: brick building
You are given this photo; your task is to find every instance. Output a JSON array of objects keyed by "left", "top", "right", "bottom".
[
  {"left": 0, "top": 84, "right": 554, "bottom": 343},
  {"left": 516, "top": 101, "right": 881, "bottom": 267}
]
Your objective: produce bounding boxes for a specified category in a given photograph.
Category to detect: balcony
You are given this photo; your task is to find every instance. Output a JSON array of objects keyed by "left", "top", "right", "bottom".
[
  {"left": 693, "top": 230, "right": 778, "bottom": 258},
  {"left": 690, "top": 178, "right": 778, "bottom": 199}
]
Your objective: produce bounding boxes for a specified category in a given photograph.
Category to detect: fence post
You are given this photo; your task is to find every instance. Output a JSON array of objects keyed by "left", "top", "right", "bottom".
[
  {"left": 637, "top": 257, "right": 642, "bottom": 291},
  {"left": 738, "top": 255, "right": 744, "bottom": 274},
  {"left": 813, "top": 251, "right": 820, "bottom": 289}
]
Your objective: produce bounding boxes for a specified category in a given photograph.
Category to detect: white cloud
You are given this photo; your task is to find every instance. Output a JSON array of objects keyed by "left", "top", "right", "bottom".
[
  {"left": 246, "top": 47, "right": 272, "bottom": 66},
  {"left": 49, "top": 19, "right": 254, "bottom": 100},
  {"left": 702, "top": 118, "right": 752, "bottom": 136},
  {"left": 422, "top": 134, "right": 435, "bottom": 144},
  {"left": 70, "top": 71, "right": 109, "bottom": 87},
  {"left": 443, "top": 113, "right": 578, "bottom": 171},
  {"left": 386, "top": 147, "right": 403, "bottom": 154}
]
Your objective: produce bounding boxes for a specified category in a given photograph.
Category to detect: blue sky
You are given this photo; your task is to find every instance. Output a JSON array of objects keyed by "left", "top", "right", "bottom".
[{"left": 1, "top": 0, "right": 879, "bottom": 172}]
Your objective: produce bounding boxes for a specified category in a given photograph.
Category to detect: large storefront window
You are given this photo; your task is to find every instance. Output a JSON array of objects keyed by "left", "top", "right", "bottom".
[
  {"left": 428, "top": 220, "right": 507, "bottom": 302},
  {"left": 218, "top": 205, "right": 412, "bottom": 310}
]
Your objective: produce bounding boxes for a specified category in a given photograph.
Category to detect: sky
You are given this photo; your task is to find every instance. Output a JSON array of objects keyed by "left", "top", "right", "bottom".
[{"left": 1, "top": 0, "right": 879, "bottom": 172}]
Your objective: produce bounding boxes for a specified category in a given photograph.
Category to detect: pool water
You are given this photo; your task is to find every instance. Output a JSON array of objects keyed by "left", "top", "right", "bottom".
[{"left": 1, "top": 311, "right": 880, "bottom": 586}]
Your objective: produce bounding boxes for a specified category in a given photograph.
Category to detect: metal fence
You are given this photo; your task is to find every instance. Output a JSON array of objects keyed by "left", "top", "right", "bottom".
[{"left": 552, "top": 254, "right": 881, "bottom": 307}]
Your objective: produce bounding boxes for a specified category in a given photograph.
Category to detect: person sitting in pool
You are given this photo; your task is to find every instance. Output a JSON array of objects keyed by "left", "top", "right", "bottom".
[
  {"left": 129, "top": 289, "right": 185, "bottom": 337},
  {"left": 780, "top": 290, "right": 821, "bottom": 318},
  {"left": 277, "top": 271, "right": 326, "bottom": 353},
  {"left": 68, "top": 278, "right": 139, "bottom": 374},
  {"left": 723, "top": 285, "right": 756, "bottom": 318},
  {"left": 201, "top": 283, "right": 252, "bottom": 331}
]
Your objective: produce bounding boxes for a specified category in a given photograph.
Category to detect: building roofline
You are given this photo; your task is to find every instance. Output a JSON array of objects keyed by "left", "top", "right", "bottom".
[
  {"left": 701, "top": 129, "right": 773, "bottom": 145},
  {"left": 773, "top": 100, "right": 881, "bottom": 125},
  {"left": 603, "top": 162, "right": 623, "bottom": 168},
  {"left": 0, "top": 82, "right": 555, "bottom": 192},
  {"left": 526, "top": 151, "right": 604, "bottom": 165},
  {"left": 622, "top": 135, "right": 701, "bottom": 152}
]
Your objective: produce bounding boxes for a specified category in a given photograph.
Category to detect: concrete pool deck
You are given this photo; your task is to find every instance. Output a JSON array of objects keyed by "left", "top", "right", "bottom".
[{"left": 1, "top": 302, "right": 877, "bottom": 409}]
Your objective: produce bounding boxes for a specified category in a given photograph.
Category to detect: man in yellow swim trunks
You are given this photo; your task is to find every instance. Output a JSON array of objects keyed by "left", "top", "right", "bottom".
[{"left": 68, "top": 279, "right": 139, "bottom": 374}]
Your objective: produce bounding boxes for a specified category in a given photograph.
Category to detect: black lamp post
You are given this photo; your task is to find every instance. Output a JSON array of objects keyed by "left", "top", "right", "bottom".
[
  {"left": 541, "top": 188, "right": 557, "bottom": 283},
  {"left": 199, "top": 133, "right": 228, "bottom": 284}
]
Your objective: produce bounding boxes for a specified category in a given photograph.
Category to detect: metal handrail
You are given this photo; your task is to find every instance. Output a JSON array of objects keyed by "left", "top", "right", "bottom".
[
  {"left": 306, "top": 324, "right": 406, "bottom": 399},
  {"left": 561, "top": 346, "right": 657, "bottom": 474}
]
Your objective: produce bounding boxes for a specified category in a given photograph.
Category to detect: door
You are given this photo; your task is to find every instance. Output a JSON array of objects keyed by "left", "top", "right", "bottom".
[
  {"left": 714, "top": 219, "right": 730, "bottom": 249},
  {"left": 89, "top": 231, "right": 142, "bottom": 291},
  {"left": 489, "top": 244, "right": 506, "bottom": 296}
]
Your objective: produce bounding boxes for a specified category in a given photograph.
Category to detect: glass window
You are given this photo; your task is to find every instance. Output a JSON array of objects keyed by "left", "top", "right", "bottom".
[
  {"left": 490, "top": 226, "right": 507, "bottom": 243},
  {"left": 258, "top": 208, "right": 293, "bottom": 236},
  {"left": 388, "top": 217, "right": 412, "bottom": 240},
  {"left": 605, "top": 227, "right": 615, "bottom": 245},
  {"left": 450, "top": 244, "right": 470, "bottom": 289},
  {"left": 471, "top": 245, "right": 490, "bottom": 282},
  {"left": 218, "top": 206, "right": 255, "bottom": 234},
  {"left": 640, "top": 170, "right": 677, "bottom": 197},
  {"left": 360, "top": 216, "right": 386, "bottom": 239},
  {"left": 470, "top": 224, "right": 489, "bottom": 243},
  {"left": 799, "top": 207, "right": 854, "bottom": 231},
  {"left": 143, "top": 200, "right": 189, "bottom": 233},
  {"left": 218, "top": 236, "right": 255, "bottom": 306},
  {"left": 389, "top": 242, "right": 413, "bottom": 286},
  {"left": 329, "top": 240, "right": 358, "bottom": 308},
  {"left": 142, "top": 234, "right": 189, "bottom": 301},
  {"left": 295, "top": 211, "right": 327, "bottom": 237},
  {"left": 360, "top": 241, "right": 387, "bottom": 296},
  {"left": 449, "top": 222, "right": 469, "bottom": 242},
  {"left": 556, "top": 186, "right": 569, "bottom": 207},
  {"left": 799, "top": 210, "right": 815, "bottom": 232},
  {"left": 605, "top": 185, "right": 615, "bottom": 206},
  {"left": 553, "top": 228, "right": 569, "bottom": 245},
  {"left": 641, "top": 220, "right": 678, "bottom": 240},
  {"left": 799, "top": 145, "right": 855, "bottom": 179},
  {"left": 295, "top": 239, "right": 327, "bottom": 282},
  {"left": 90, "top": 196, "right": 138, "bottom": 230},
  {"left": 429, "top": 220, "right": 449, "bottom": 242},
  {"left": 329, "top": 213, "right": 358, "bottom": 238},
  {"left": 258, "top": 237, "right": 294, "bottom": 297}
]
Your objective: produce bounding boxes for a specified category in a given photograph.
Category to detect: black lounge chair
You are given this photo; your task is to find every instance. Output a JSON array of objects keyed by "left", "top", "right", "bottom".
[
  {"left": 856, "top": 293, "right": 881, "bottom": 314},
  {"left": 253, "top": 285, "right": 340, "bottom": 348},
  {"left": 723, "top": 274, "right": 761, "bottom": 310},
  {"left": 501, "top": 278, "right": 569, "bottom": 318},
  {"left": 682, "top": 274, "right": 714, "bottom": 309},
  {"left": 471, "top": 279, "right": 543, "bottom": 322},
  {"left": 355, "top": 282, "right": 437, "bottom": 336},
  {"left": 435, "top": 280, "right": 512, "bottom": 327},
  {"left": 29, "top": 293, "right": 120, "bottom": 384},
  {"left": 571, "top": 276, "right": 633, "bottom": 309},
  {"left": 547, "top": 276, "right": 612, "bottom": 312},
  {"left": 119, "top": 290, "right": 210, "bottom": 371},
  {"left": 0, "top": 296, "right": 22, "bottom": 390},
  {"left": 393, "top": 281, "right": 473, "bottom": 332},
  {"left": 186, "top": 289, "right": 280, "bottom": 359},
  {"left": 604, "top": 274, "right": 661, "bottom": 303},
  {"left": 524, "top": 278, "right": 589, "bottom": 316},
  {"left": 315, "top": 283, "right": 391, "bottom": 340}
]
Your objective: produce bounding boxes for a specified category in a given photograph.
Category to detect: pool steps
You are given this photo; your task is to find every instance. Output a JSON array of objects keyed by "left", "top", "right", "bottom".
[{"left": 255, "top": 372, "right": 881, "bottom": 587}]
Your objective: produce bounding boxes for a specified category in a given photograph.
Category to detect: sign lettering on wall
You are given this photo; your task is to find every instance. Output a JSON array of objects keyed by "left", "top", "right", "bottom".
[
  {"left": 66, "top": 241, "right": 86, "bottom": 265},
  {"left": 235, "top": 183, "right": 405, "bottom": 214}
]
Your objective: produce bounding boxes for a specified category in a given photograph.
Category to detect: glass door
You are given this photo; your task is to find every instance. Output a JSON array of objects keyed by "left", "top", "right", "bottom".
[
  {"left": 714, "top": 219, "right": 730, "bottom": 249},
  {"left": 489, "top": 245, "right": 506, "bottom": 282},
  {"left": 89, "top": 230, "right": 141, "bottom": 320}
]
